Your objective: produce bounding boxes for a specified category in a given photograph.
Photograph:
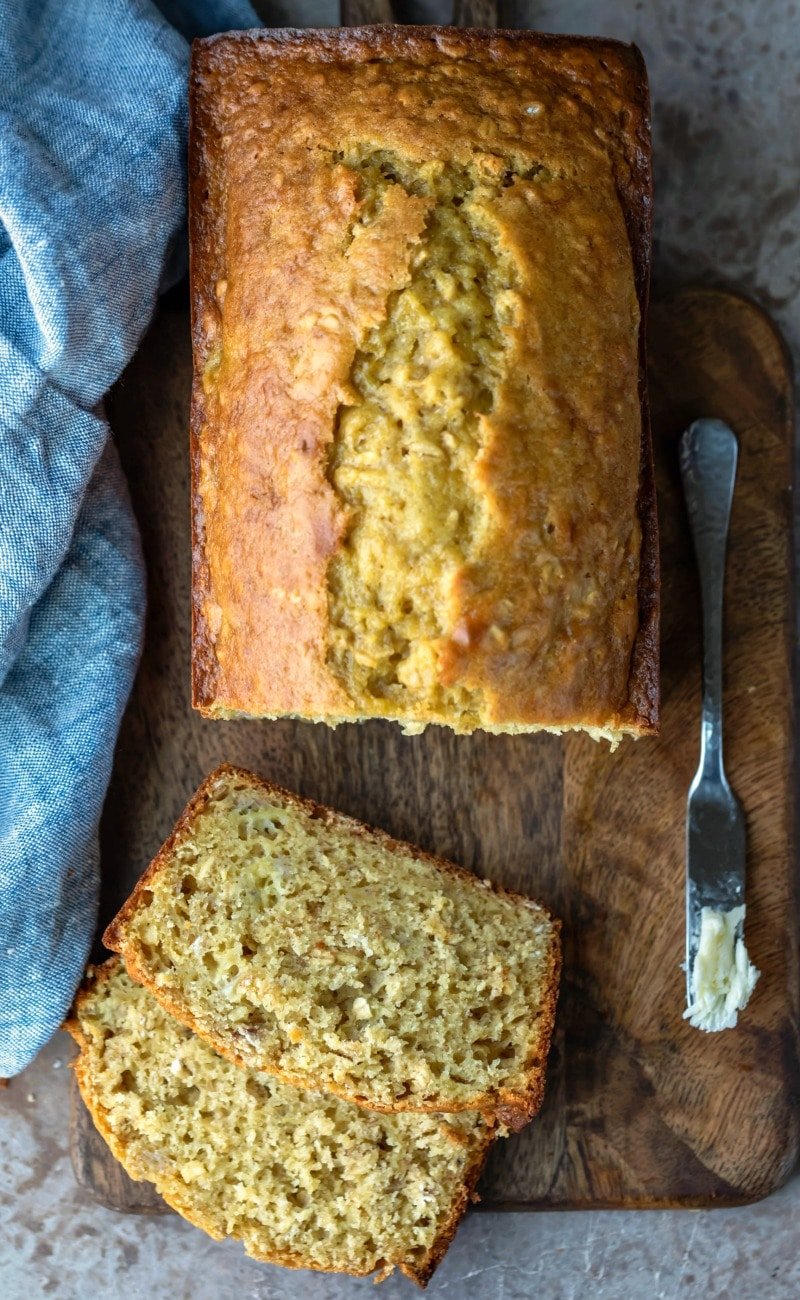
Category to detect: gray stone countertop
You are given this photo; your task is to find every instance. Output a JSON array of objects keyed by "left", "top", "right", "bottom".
[{"left": 2, "top": 2, "right": 798, "bottom": 1298}]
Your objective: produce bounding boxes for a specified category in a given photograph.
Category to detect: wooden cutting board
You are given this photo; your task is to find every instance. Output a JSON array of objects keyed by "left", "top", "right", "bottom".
[{"left": 69, "top": 286, "right": 797, "bottom": 1212}]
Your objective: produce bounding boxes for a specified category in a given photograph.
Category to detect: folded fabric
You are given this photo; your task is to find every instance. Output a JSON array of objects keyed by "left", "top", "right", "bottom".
[{"left": 0, "top": 0, "right": 257, "bottom": 1076}]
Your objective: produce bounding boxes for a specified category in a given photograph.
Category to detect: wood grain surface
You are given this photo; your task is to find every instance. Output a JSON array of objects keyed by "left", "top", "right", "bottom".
[
  {"left": 555, "top": 289, "right": 798, "bottom": 1208},
  {"left": 69, "top": 285, "right": 796, "bottom": 1211}
]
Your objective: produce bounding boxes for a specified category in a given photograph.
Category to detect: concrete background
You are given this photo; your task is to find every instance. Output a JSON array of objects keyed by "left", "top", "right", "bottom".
[{"left": 2, "top": 2, "right": 798, "bottom": 1297}]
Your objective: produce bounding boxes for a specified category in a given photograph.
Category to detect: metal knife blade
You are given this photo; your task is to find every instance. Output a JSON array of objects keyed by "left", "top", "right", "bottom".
[{"left": 678, "top": 418, "right": 746, "bottom": 1005}]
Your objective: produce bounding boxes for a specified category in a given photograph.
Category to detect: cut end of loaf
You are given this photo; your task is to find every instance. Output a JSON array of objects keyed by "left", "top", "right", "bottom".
[{"left": 195, "top": 703, "right": 651, "bottom": 747}]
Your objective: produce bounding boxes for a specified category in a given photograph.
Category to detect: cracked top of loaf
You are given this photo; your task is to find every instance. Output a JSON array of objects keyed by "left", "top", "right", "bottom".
[{"left": 189, "top": 25, "right": 659, "bottom": 739}]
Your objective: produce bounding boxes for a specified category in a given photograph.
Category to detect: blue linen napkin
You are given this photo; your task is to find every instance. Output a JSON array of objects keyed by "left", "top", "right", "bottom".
[{"left": 0, "top": 0, "right": 257, "bottom": 1076}]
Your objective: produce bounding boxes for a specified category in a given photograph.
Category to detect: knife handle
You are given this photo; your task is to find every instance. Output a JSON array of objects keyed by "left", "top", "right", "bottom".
[{"left": 679, "top": 419, "right": 738, "bottom": 780}]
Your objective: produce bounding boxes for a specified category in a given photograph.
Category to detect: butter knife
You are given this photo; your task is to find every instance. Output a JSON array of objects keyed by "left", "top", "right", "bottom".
[{"left": 679, "top": 419, "right": 758, "bottom": 1031}]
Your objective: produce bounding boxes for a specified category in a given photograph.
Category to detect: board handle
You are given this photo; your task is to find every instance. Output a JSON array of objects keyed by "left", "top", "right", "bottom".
[
  {"left": 452, "top": 0, "right": 499, "bottom": 25},
  {"left": 339, "top": 1, "right": 501, "bottom": 24},
  {"left": 340, "top": 0, "right": 395, "bottom": 22}
]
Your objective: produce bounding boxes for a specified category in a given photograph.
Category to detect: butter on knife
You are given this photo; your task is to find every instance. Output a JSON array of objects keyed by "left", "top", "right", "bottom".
[{"left": 684, "top": 905, "right": 760, "bottom": 1033}]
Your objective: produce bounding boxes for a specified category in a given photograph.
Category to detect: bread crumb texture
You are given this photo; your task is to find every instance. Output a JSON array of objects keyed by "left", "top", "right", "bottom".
[
  {"left": 107, "top": 767, "right": 559, "bottom": 1118},
  {"left": 70, "top": 962, "right": 488, "bottom": 1283},
  {"left": 191, "top": 30, "right": 653, "bottom": 735}
]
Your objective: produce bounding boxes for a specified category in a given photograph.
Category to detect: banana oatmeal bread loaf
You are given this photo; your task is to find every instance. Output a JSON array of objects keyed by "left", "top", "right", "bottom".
[{"left": 190, "top": 25, "right": 658, "bottom": 739}]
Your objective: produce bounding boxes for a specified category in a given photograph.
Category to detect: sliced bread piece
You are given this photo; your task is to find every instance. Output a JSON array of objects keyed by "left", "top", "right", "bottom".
[
  {"left": 105, "top": 764, "right": 560, "bottom": 1128},
  {"left": 66, "top": 960, "right": 490, "bottom": 1287}
]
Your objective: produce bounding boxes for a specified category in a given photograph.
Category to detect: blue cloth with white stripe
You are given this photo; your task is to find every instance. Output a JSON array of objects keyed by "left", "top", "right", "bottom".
[{"left": 0, "top": 0, "right": 257, "bottom": 1075}]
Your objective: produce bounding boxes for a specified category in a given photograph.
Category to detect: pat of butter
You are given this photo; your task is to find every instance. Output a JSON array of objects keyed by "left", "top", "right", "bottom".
[{"left": 684, "top": 905, "right": 760, "bottom": 1032}]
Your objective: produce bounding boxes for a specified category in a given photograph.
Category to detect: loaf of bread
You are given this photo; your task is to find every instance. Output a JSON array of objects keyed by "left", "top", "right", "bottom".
[
  {"left": 105, "top": 764, "right": 560, "bottom": 1128},
  {"left": 189, "top": 25, "right": 659, "bottom": 741},
  {"left": 66, "top": 961, "right": 490, "bottom": 1286}
]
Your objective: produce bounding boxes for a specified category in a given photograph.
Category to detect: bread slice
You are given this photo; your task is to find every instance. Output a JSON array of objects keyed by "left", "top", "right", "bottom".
[
  {"left": 105, "top": 764, "right": 560, "bottom": 1128},
  {"left": 66, "top": 960, "right": 491, "bottom": 1287}
]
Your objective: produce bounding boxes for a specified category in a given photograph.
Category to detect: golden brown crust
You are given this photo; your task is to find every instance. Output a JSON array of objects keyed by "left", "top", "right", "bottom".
[
  {"left": 65, "top": 957, "right": 493, "bottom": 1288},
  {"left": 104, "top": 763, "right": 561, "bottom": 1128},
  {"left": 189, "top": 25, "right": 659, "bottom": 736}
]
